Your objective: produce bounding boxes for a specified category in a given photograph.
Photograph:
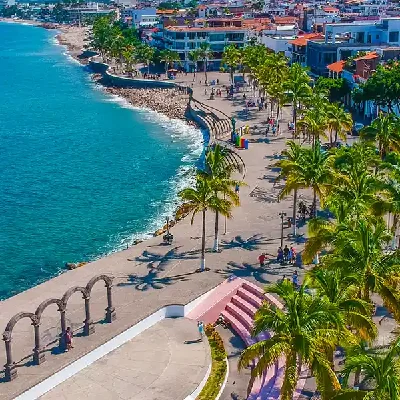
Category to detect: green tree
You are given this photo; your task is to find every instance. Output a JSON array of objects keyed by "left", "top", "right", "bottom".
[
  {"left": 360, "top": 113, "right": 400, "bottom": 159},
  {"left": 326, "top": 103, "right": 353, "bottom": 144},
  {"left": 160, "top": 49, "right": 181, "bottom": 75},
  {"left": 283, "top": 63, "right": 312, "bottom": 131},
  {"left": 201, "top": 145, "right": 243, "bottom": 251},
  {"left": 221, "top": 44, "right": 241, "bottom": 83},
  {"left": 238, "top": 280, "right": 343, "bottom": 400},
  {"left": 353, "top": 63, "right": 400, "bottom": 113},
  {"left": 188, "top": 49, "right": 201, "bottom": 77},
  {"left": 198, "top": 42, "right": 213, "bottom": 83},
  {"left": 179, "top": 174, "right": 232, "bottom": 271},
  {"left": 136, "top": 44, "right": 155, "bottom": 74},
  {"left": 275, "top": 140, "right": 305, "bottom": 236},
  {"left": 316, "top": 77, "right": 351, "bottom": 103}
]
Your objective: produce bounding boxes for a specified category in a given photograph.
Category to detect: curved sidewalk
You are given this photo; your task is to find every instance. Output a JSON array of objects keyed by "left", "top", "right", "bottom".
[{"left": 39, "top": 318, "right": 209, "bottom": 400}]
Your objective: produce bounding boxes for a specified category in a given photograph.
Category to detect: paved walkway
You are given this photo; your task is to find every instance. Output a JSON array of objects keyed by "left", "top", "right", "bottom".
[
  {"left": 40, "top": 318, "right": 209, "bottom": 400},
  {"left": 0, "top": 71, "right": 396, "bottom": 399}
]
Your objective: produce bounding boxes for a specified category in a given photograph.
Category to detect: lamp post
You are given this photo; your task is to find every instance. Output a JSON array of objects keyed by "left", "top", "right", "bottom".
[{"left": 279, "top": 212, "right": 287, "bottom": 248}]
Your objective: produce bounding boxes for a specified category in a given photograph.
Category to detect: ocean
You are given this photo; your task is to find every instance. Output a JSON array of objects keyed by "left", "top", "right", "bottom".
[{"left": 0, "top": 22, "right": 203, "bottom": 299}]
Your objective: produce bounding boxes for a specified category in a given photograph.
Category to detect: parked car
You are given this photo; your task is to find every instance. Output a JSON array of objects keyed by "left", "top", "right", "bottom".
[{"left": 352, "top": 122, "right": 364, "bottom": 136}]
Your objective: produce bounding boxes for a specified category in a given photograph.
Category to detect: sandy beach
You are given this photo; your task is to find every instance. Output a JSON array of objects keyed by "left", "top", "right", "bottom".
[{"left": 56, "top": 25, "right": 89, "bottom": 59}]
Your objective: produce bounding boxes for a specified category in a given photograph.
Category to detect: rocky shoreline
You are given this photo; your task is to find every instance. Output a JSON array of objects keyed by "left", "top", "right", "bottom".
[{"left": 104, "top": 86, "right": 192, "bottom": 121}]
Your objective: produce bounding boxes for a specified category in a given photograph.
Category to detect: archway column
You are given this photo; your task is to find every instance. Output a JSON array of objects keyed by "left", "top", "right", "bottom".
[
  {"left": 105, "top": 285, "right": 116, "bottom": 323},
  {"left": 3, "top": 332, "right": 17, "bottom": 381},
  {"left": 33, "top": 320, "right": 45, "bottom": 365},
  {"left": 58, "top": 306, "right": 67, "bottom": 350},
  {"left": 83, "top": 296, "right": 95, "bottom": 336}
]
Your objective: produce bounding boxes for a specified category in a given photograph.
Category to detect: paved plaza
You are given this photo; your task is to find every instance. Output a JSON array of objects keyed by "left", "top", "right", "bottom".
[
  {"left": 39, "top": 318, "right": 209, "bottom": 400},
  {"left": 0, "top": 72, "right": 396, "bottom": 399}
]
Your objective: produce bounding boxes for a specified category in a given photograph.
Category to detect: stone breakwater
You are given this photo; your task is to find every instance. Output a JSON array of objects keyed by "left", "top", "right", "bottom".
[{"left": 104, "top": 87, "right": 192, "bottom": 121}]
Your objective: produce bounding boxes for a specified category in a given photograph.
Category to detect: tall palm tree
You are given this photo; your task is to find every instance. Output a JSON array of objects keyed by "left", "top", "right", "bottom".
[
  {"left": 307, "top": 267, "right": 377, "bottom": 341},
  {"left": 221, "top": 44, "right": 241, "bottom": 83},
  {"left": 283, "top": 63, "right": 312, "bottom": 134},
  {"left": 326, "top": 103, "right": 353, "bottom": 144},
  {"left": 197, "top": 42, "right": 213, "bottom": 83},
  {"left": 188, "top": 48, "right": 201, "bottom": 78},
  {"left": 333, "top": 217, "right": 400, "bottom": 320},
  {"left": 275, "top": 140, "right": 305, "bottom": 236},
  {"left": 202, "top": 144, "right": 243, "bottom": 251},
  {"left": 136, "top": 44, "right": 155, "bottom": 75},
  {"left": 238, "top": 280, "right": 344, "bottom": 400},
  {"left": 338, "top": 337, "right": 400, "bottom": 399},
  {"left": 360, "top": 113, "right": 400, "bottom": 159},
  {"left": 297, "top": 105, "right": 329, "bottom": 144},
  {"left": 160, "top": 49, "right": 181, "bottom": 76},
  {"left": 279, "top": 142, "right": 331, "bottom": 217},
  {"left": 179, "top": 174, "right": 232, "bottom": 271}
]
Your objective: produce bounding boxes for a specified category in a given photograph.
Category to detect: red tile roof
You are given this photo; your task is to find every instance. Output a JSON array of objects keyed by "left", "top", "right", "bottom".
[
  {"left": 327, "top": 60, "right": 345, "bottom": 73},
  {"left": 289, "top": 33, "right": 323, "bottom": 46},
  {"left": 354, "top": 51, "right": 379, "bottom": 61}
]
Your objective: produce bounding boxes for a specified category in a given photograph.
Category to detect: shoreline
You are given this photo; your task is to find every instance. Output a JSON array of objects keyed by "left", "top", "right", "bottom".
[{"left": 0, "top": 20, "right": 205, "bottom": 292}]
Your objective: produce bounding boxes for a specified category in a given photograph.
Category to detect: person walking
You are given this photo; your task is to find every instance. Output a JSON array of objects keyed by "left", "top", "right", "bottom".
[
  {"left": 235, "top": 183, "right": 240, "bottom": 195},
  {"left": 290, "top": 246, "right": 296, "bottom": 264},
  {"left": 277, "top": 247, "right": 284, "bottom": 264},
  {"left": 292, "top": 270, "right": 299, "bottom": 288},
  {"left": 197, "top": 321, "right": 204, "bottom": 341},
  {"left": 65, "top": 327, "right": 73, "bottom": 352},
  {"left": 283, "top": 245, "right": 289, "bottom": 263},
  {"left": 258, "top": 253, "right": 266, "bottom": 268}
]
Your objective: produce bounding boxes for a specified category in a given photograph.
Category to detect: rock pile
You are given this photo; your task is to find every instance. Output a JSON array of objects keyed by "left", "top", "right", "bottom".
[{"left": 105, "top": 87, "right": 190, "bottom": 120}]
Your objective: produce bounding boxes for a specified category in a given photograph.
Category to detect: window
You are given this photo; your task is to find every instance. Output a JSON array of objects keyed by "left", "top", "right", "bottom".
[
  {"left": 356, "top": 32, "right": 365, "bottom": 43},
  {"left": 367, "top": 34, "right": 371, "bottom": 43},
  {"left": 389, "top": 31, "right": 399, "bottom": 42},
  {"left": 176, "top": 32, "right": 185, "bottom": 40},
  {"left": 209, "top": 34, "right": 225, "bottom": 42}
]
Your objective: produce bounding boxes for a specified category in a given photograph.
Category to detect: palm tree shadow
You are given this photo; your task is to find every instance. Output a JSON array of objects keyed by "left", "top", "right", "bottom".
[
  {"left": 220, "top": 234, "right": 271, "bottom": 251},
  {"left": 117, "top": 268, "right": 198, "bottom": 291},
  {"left": 129, "top": 246, "right": 199, "bottom": 271},
  {"left": 216, "top": 261, "right": 276, "bottom": 284}
]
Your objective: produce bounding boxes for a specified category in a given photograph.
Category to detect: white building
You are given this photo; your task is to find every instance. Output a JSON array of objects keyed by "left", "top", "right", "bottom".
[{"left": 121, "top": 7, "right": 157, "bottom": 28}]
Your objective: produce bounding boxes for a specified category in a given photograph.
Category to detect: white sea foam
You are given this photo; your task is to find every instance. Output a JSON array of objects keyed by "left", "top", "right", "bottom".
[{"left": 98, "top": 90, "right": 205, "bottom": 250}]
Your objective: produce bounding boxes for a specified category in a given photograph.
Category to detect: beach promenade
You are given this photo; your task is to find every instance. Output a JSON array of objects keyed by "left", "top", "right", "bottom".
[
  {"left": 0, "top": 76, "right": 309, "bottom": 399},
  {"left": 1, "top": 72, "right": 396, "bottom": 399}
]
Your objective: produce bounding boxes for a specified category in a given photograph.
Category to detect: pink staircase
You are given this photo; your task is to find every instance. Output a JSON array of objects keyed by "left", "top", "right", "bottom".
[{"left": 188, "top": 278, "right": 306, "bottom": 400}]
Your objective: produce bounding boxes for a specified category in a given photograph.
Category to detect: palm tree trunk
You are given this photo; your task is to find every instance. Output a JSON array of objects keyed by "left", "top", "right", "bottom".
[
  {"left": 147, "top": 62, "right": 150, "bottom": 75},
  {"left": 281, "top": 352, "right": 298, "bottom": 400},
  {"left": 292, "top": 189, "right": 297, "bottom": 237},
  {"left": 354, "top": 368, "right": 361, "bottom": 387},
  {"left": 201, "top": 209, "right": 206, "bottom": 271},
  {"left": 204, "top": 60, "right": 208, "bottom": 83},
  {"left": 312, "top": 188, "right": 317, "bottom": 218},
  {"left": 214, "top": 210, "right": 219, "bottom": 252}
]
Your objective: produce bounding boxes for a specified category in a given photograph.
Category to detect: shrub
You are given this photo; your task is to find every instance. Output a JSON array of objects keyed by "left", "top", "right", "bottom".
[{"left": 197, "top": 325, "right": 227, "bottom": 400}]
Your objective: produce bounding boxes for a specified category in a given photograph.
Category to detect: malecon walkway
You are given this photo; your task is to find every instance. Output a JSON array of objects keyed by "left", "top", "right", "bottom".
[
  {"left": 40, "top": 318, "right": 209, "bottom": 400},
  {"left": 0, "top": 74, "right": 312, "bottom": 399}
]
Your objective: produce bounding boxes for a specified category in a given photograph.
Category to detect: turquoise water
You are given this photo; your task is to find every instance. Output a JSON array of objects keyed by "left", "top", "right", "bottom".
[{"left": 0, "top": 22, "right": 203, "bottom": 299}]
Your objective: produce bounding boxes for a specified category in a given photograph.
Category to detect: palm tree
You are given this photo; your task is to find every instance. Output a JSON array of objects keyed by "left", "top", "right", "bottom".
[
  {"left": 179, "top": 174, "right": 232, "bottom": 271},
  {"left": 308, "top": 267, "right": 377, "bottom": 341},
  {"left": 160, "top": 49, "right": 181, "bottom": 76},
  {"left": 332, "top": 217, "right": 400, "bottom": 320},
  {"left": 136, "top": 44, "right": 155, "bottom": 75},
  {"left": 338, "top": 337, "right": 400, "bottom": 398},
  {"left": 360, "top": 113, "right": 400, "bottom": 159},
  {"left": 238, "top": 280, "right": 344, "bottom": 400},
  {"left": 275, "top": 140, "right": 305, "bottom": 236},
  {"left": 202, "top": 144, "right": 243, "bottom": 251},
  {"left": 221, "top": 44, "right": 241, "bottom": 83},
  {"left": 297, "top": 104, "right": 329, "bottom": 144},
  {"left": 188, "top": 49, "right": 201, "bottom": 77},
  {"left": 197, "top": 42, "right": 213, "bottom": 83},
  {"left": 326, "top": 103, "right": 353, "bottom": 144},
  {"left": 283, "top": 63, "right": 312, "bottom": 134},
  {"left": 279, "top": 142, "right": 331, "bottom": 218}
]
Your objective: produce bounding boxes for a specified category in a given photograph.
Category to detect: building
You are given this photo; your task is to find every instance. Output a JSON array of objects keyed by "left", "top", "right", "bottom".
[
  {"left": 162, "top": 22, "right": 247, "bottom": 71},
  {"left": 306, "top": 17, "right": 400, "bottom": 76},
  {"left": 289, "top": 33, "right": 324, "bottom": 66},
  {"left": 121, "top": 7, "right": 157, "bottom": 28}
]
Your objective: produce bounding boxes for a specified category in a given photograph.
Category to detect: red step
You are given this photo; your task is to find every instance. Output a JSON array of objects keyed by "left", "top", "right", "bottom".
[
  {"left": 242, "top": 281, "right": 265, "bottom": 299},
  {"left": 237, "top": 287, "right": 263, "bottom": 309},
  {"left": 221, "top": 310, "right": 255, "bottom": 346},
  {"left": 225, "top": 303, "right": 254, "bottom": 331},
  {"left": 231, "top": 295, "right": 258, "bottom": 317}
]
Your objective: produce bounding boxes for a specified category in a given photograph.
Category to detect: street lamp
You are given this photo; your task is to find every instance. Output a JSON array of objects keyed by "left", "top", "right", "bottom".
[{"left": 279, "top": 212, "right": 287, "bottom": 248}]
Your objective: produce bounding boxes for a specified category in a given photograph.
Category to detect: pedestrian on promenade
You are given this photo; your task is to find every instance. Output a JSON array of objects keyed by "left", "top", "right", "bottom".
[
  {"left": 290, "top": 246, "right": 296, "bottom": 264},
  {"left": 65, "top": 327, "right": 74, "bottom": 352},
  {"left": 265, "top": 125, "right": 269, "bottom": 136},
  {"left": 283, "top": 245, "right": 289, "bottom": 263},
  {"left": 258, "top": 252, "right": 266, "bottom": 267},
  {"left": 197, "top": 321, "right": 204, "bottom": 341},
  {"left": 235, "top": 183, "right": 240, "bottom": 195},
  {"left": 277, "top": 247, "right": 284, "bottom": 263}
]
